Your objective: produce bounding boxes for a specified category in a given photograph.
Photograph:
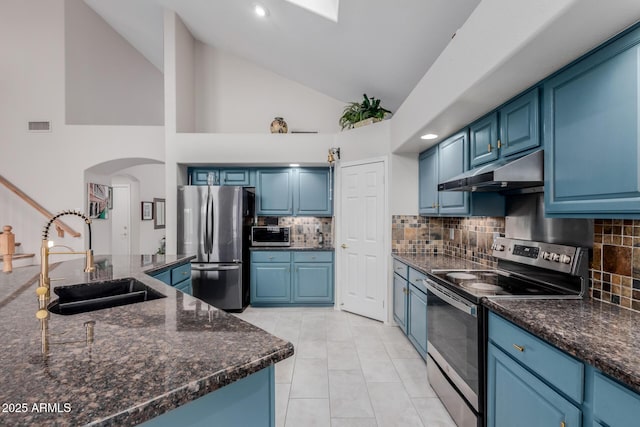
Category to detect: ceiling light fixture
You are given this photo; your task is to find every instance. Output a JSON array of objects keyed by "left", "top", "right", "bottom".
[
  {"left": 421, "top": 133, "right": 438, "bottom": 140},
  {"left": 254, "top": 4, "right": 269, "bottom": 17}
]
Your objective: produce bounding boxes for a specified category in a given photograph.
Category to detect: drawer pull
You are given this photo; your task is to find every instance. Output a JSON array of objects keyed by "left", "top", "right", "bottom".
[
  {"left": 560, "top": 422, "right": 565, "bottom": 427},
  {"left": 183, "top": 271, "right": 188, "bottom": 275},
  {"left": 513, "top": 344, "right": 525, "bottom": 352},
  {"left": 268, "top": 256, "right": 274, "bottom": 260},
  {"left": 311, "top": 256, "right": 316, "bottom": 260}
]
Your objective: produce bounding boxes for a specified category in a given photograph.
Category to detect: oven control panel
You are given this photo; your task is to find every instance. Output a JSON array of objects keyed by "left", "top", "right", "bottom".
[{"left": 492, "top": 237, "right": 585, "bottom": 275}]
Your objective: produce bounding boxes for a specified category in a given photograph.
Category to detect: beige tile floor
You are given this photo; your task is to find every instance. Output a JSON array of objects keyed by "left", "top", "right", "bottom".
[{"left": 234, "top": 307, "right": 457, "bottom": 427}]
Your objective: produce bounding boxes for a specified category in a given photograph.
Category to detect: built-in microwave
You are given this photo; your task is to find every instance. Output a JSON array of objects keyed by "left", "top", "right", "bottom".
[{"left": 251, "top": 226, "right": 291, "bottom": 247}]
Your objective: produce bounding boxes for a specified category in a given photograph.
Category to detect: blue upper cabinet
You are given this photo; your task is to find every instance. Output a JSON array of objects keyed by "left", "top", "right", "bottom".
[
  {"left": 418, "top": 147, "right": 439, "bottom": 215},
  {"left": 256, "top": 169, "right": 294, "bottom": 215},
  {"left": 220, "top": 169, "right": 251, "bottom": 186},
  {"left": 544, "top": 26, "right": 640, "bottom": 217},
  {"left": 190, "top": 168, "right": 220, "bottom": 185},
  {"left": 499, "top": 88, "right": 540, "bottom": 157},
  {"left": 438, "top": 130, "right": 469, "bottom": 215},
  {"left": 294, "top": 169, "right": 332, "bottom": 216},
  {"left": 470, "top": 112, "right": 499, "bottom": 167},
  {"left": 470, "top": 89, "right": 540, "bottom": 168}
]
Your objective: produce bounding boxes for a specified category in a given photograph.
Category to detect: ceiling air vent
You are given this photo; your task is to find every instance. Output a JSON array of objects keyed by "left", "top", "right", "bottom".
[{"left": 28, "top": 121, "right": 51, "bottom": 132}]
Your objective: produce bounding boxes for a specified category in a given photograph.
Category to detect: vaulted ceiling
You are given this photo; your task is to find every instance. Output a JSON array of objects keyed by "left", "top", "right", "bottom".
[{"left": 83, "top": 0, "right": 481, "bottom": 112}]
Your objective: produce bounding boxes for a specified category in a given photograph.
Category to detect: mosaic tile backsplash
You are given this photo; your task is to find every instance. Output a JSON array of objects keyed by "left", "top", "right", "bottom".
[
  {"left": 590, "top": 219, "right": 640, "bottom": 312},
  {"left": 391, "top": 215, "right": 505, "bottom": 267},
  {"left": 257, "top": 217, "right": 333, "bottom": 247},
  {"left": 393, "top": 216, "right": 640, "bottom": 313}
]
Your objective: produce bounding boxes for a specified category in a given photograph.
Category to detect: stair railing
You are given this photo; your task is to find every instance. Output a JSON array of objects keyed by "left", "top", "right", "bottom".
[{"left": 0, "top": 174, "right": 81, "bottom": 239}]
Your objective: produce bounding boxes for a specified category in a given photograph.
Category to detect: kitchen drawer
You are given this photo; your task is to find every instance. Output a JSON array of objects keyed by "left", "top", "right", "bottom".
[
  {"left": 171, "top": 263, "right": 192, "bottom": 286},
  {"left": 251, "top": 251, "right": 291, "bottom": 263},
  {"left": 393, "top": 259, "right": 409, "bottom": 279},
  {"left": 593, "top": 371, "right": 640, "bottom": 426},
  {"left": 489, "top": 313, "right": 584, "bottom": 403},
  {"left": 408, "top": 268, "right": 428, "bottom": 294},
  {"left": 293, "top": 251, "right": 333, "bottom": 263},
  {"left": 174, "top": 279, "right": 193, "bottom": 296}
]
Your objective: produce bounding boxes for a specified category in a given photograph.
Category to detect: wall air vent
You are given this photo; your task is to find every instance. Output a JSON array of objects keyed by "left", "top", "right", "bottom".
[{"left": 27, "top": 121, "right": 51, "bottom": 132}]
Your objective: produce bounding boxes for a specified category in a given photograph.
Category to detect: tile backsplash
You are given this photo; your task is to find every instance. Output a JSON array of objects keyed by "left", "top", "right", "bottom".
[
  {"left": 257, "top": 217, "right": 333, "bottom": 247},
  {"left": 391, "top": 215, "right": 505, "bottom": 267},
  {"left": 393, "top": 216, "right": 640, "bottom": 313},
  {"left": 590, "top": 219, "right": 640, "bottom": 312}
]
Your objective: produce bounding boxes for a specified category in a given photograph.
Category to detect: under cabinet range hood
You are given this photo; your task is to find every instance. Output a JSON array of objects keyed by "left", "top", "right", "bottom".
[{"left": 438, "top": 150, "right": 543, "bottom": 192}]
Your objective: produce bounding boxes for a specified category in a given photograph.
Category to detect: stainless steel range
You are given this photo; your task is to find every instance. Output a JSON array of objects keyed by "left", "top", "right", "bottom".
[{"left": 423, "top": 202, "right": 591, "bottom": 427}]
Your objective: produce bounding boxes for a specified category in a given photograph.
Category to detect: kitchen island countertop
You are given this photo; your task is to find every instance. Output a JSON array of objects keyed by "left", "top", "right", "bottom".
[
  {"left": 0, "top": 255, "right": 293, "bottom": 426},
  {"left": 250, "top": 246, "right": 334, "bottom": 251}
]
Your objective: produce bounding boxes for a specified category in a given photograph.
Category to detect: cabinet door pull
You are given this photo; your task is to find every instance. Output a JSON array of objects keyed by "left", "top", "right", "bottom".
[
  {"left": 560, "top": 422, "right": 565, "bottom": 427},
  {"left": 513, "top": 344, "right": 525, "bottom": 352},
  {"left": 488, "top": 143, "right": 492, "bottom": 153},
  {"left": 497, "top": 139, "right": 502, "bottom": 149},
  {"left": 268, "top": 256, "right": 275, "bottom": 260}
]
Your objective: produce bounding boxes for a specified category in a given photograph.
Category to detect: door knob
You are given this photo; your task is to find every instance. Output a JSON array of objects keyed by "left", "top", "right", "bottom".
[{"left": 341, "top": 244, "right": 348, "bottom": 249}]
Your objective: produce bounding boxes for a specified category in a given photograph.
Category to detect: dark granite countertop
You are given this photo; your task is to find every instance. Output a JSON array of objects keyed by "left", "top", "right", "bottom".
[
  {"left": 484, "top": 298, "right": 640, "bottom": 394},
  {"left": 391, "top": 252, "right": 486, "bottom": 273},
  {"left": 0, "top": 255, "right": 293, "bottom": 426},
  {"left": 250, "top": 246, "right": 334, "bottom": 251},
  {"left": 394, "top": 252, "right": 640, "bottom": 394}
]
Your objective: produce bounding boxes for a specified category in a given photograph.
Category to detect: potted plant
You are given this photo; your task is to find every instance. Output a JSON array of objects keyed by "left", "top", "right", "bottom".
[{"left": 339, "top": 94, "right": 392, "bottom": 130}]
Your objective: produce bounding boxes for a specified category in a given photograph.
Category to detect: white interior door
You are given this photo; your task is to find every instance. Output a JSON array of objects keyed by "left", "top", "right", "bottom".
[
  {"left": 111, "top": 184, "right": 131, "bottom": 255},
  {"left": 339, "top": 160, "right": 386, "bottom": 321}
]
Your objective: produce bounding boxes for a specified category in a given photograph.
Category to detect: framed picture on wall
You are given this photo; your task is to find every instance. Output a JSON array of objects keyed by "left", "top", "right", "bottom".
[
  {"left": 141, "top": 201, "right": 153, "bottom": 220},
  {"left": 88, "top": 183, "right": 109, "bottom": 219},
  {"left": 154, "top": 198, "right": 165, "bottom": 229},
  {"left": 107, "top": 186, "right": 113, "bottom": 210}
]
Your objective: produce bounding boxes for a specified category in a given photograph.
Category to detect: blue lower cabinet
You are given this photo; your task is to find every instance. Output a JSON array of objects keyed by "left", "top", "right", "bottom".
[
  {"left": 250, "top": 251, "right": 334, "bottom": 306},
  {"left": 392, "top": 273, "right": 407, "bottom": 334},
  {"left": 141, "top": 365, "right": 275, "bottom": 427},
  {"left": 487, "top": 342, "right": 581, "bottom": 427},
  {"left": 592, "top": 370, "right": 640, "bottom": 427},
  {"left": 174, "top": 279, "right": 193, "bottom": 296},
  {"left": 152, "top": 269, "right": 171, "bottom": 285},
  {"left": 250, "top": 263, "right": 291, "bottom": 304},
  {"left": 407, "top": 284, "right": 427, "bottom": 359},
  {"left": 293, "top": 263, "right": 333, "bottom": 303}
]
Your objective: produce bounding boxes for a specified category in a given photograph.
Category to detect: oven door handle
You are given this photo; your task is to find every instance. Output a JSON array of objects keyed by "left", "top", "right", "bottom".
[{"left": 424, "top": 279, "right": 477, "bottom": 317}]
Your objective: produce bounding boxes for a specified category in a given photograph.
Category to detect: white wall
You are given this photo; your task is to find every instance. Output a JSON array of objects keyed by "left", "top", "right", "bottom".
[
  {"left": 112, "top": 164, "right": 166, "bottom": 254},
  {"left": 65, "top": 0, "right": 163, "bottom": 126},
  {"left": 0, "top": 0, "right": 164, "bottom": 259},
  {"left": 194, "top": 42, "right": 345, "bottom": 134},
  {"left": 174, "top": 12, "right": 196, "bottom": 133}
]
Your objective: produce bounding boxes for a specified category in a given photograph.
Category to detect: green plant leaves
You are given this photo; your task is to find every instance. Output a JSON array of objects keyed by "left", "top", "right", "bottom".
[{"left": 338, "top": 94, "right": 392, "bottom": 130}]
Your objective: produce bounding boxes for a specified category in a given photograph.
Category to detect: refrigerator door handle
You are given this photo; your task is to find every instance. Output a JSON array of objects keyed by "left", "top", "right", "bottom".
[
  {"left": 192, "top": 265, "right": 241, "bottom": 271},
  {"left": 204, "top": 188, "right": 210, "bottom": 253}
]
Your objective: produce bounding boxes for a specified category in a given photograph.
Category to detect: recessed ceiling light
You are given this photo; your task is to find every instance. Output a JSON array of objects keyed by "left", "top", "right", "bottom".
[
  {"left": 421, "top": 133, "right": 438, "bottom": 140},
  {"left": 289, "top": 163, "right": 300, "bottom": 167},
  {"left": 254, "top": 4, "right": 269, "bottom": 17}
]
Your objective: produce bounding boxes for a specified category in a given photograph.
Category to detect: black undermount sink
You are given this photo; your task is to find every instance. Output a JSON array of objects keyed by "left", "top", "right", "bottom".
[{"left": 48, "top": 278, "right": 166, "bottom": 315}]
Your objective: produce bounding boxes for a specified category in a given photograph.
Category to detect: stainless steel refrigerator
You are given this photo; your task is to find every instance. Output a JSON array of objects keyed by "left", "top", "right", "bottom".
[{"left": 177, "top": 185, "right": 255, "bottom": 311}]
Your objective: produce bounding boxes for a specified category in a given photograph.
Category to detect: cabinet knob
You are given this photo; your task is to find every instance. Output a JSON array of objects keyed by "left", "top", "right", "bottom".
[{"left": 341, "top": 244, "right": 348, "bottom": 249}]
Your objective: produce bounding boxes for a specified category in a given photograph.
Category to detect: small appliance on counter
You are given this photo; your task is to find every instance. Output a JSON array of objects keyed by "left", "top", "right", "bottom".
[
  {"left": 250, "top": 226, "right": 291, "bottom": 247},
  {"left": 177, "top": 186, "right": 255, "bottom": 312}
]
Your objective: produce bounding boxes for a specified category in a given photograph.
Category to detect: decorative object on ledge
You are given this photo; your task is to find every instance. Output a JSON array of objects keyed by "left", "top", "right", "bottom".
[
  {"left": 154, "top": 198, "right": 166, "bottom": 229},
  {"left": 270, "top": 117, "right": 289, "bottom": 133},
  {"left": 0, "top": 225, "right": 15, "bottom": 273},
  {"left": 339, "top": 94, "right": 392, "bottom": 130},
  {"left": 141, "top": 201, "right": 153, "bottom": 221},
  {"left": 88, "top": 183, "right": 110, "bottom": 219}
]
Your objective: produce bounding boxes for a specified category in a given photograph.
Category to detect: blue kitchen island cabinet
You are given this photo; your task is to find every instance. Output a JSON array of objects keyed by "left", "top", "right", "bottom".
[
  {"left": 141, "top": 365, "right": 275, "bottom": 427},
  {"left": 544, "top": 24, "right": 640, "bottom": 217},
  {"left": 250, "top": 250, "right": 334, "bottom": 306},
  {"left": 150, "top": 261, "right": 193, "bottom": 296}
]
